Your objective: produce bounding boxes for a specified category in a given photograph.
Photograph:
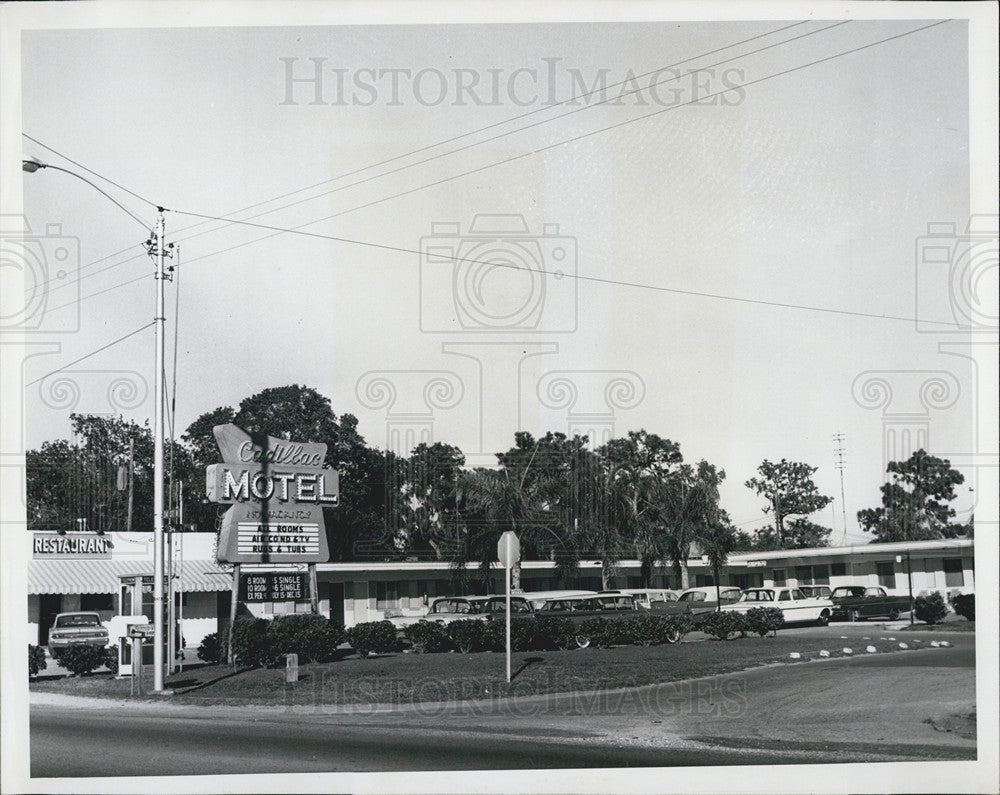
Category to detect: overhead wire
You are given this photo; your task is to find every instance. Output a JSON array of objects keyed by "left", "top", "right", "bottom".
[
  {"left": 26, "top": 20, "right": 950, "bottom": 328},
  {"left": 19, "top": 21, "right": 827, "bottom": 296},
  {"left": 24, "top": 322, "right": 155, "bottom": 388}
]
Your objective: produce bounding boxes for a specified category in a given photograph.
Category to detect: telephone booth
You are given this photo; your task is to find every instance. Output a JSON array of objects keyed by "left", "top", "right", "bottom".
[{"left": 115, "top": 574, "right": 155, "bottom": 673}]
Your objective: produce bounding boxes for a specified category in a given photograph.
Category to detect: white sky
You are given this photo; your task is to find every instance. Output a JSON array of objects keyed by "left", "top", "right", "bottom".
[{"left": 9, "top": 12, "right": 990, "bottom": 545}]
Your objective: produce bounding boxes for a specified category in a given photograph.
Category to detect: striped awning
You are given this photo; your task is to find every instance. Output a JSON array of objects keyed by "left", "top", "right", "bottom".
[{"left": 28, "top": 558, "right": 232, "bottom": 595}]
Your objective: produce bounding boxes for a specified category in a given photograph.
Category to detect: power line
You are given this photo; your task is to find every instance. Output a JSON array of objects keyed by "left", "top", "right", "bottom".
[
  {"left": 24, "top": 322, "right": 155, "bottom": 388},
  {"left": 22, "top": 22, "right": 821, "bottom": 297},
  {"left": 22, "top": 133, "right": 159, "bottom": 209},
  {"left": 29, "top": 21, "right": 950, "bottom": 325}
]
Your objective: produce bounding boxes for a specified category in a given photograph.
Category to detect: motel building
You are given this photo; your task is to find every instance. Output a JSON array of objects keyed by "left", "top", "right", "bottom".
[{"left": 28, "top": 531, "right": 975, "bottom": 651}]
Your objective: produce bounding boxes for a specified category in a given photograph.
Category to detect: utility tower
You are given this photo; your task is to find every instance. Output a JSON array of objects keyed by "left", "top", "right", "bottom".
[{"left": 832, "top": 433, "right": 848, "bottom": 543}]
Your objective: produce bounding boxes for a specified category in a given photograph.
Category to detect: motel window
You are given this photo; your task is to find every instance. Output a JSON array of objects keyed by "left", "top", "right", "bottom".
[
  {"left": 876, "top": 561, "right": 895, "bottom": 588},
  {"left": 812, "top": 565, "right": 830, "bottom": 585},
  {"left": 794, "top": 566, "right": 812, "bottom": 585},
  {"left": 772, "top": 569, "right": 786, "bottom": 586},
  {"left": 830, "top": 562, "right": 847, "bottom": 577},
  {"left": 376, "top": 582, "right": 398, "bottom": 610},
  {"left": 943, "top": 558, "right": 965, "bottom": 587}
]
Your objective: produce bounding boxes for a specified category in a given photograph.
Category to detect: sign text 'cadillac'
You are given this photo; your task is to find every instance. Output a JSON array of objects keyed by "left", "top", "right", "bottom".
[{"left": 207, "top": 424, "right": 337, "bottom": 564}]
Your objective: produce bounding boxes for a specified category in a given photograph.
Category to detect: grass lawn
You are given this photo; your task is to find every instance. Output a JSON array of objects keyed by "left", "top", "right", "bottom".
[
  {"left": 29, "top": 631, "right": 934, "bottom": 708},
  {"left": 900, "top": 621, "right": 975, "bottom": 633}
]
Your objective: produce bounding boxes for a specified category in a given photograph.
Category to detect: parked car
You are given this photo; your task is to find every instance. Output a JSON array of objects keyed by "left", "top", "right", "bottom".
[
  {"left": 678, "top": 587, "right": 743, "bottom": 616},
  {"left": 386, "top": 596, "right": 485, "bottom": 633},
  {"left": 719, "top": 587, "right": 834, "bottom": 626},
  {"left": 799, "top": 585, "right": 832, "bottom": 600},
  {"left": 830, "top": 586, "right": 910, "bottom": 622},
  {"left": 47, "top": 611, "right": 109, "bottom": 656},
  {"left": 466, "top": 595, "right": 534, "bottom": 616},
  {"left": 535, "top": 595, "right": 640, "bottom": 647},
  {"left": 600, "top": 588, "right": 690, "bottom": 615},
  {"left": 522, "top": 590, "right": 599, "bottom": 611}
]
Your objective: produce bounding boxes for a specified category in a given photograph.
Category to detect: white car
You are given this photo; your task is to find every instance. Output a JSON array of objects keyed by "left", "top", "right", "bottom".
[{"left": 720, "top": 587, "right": 834, "bottom": 626}]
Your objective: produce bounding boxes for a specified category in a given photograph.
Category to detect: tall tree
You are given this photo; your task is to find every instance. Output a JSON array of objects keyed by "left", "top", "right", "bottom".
[
  {"left": 599, "top": 430, "right": 684, "bottom": 587},
  {"left": 399, "top": 442, "right": 466, "bottom": 559},
  {"left": 745, "top": 459, "right": 833, "bottom": 548},
  {"left": 655, "top": 460, "right": 728, "bottom": 589},
  {"left": 857, "top": 450, "right": 965, "bottom": 542}
]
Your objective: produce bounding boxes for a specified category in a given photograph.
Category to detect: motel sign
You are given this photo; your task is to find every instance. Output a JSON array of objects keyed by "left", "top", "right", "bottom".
[{"left": 206, "top": 424, "right": 338, "bottom": 564}]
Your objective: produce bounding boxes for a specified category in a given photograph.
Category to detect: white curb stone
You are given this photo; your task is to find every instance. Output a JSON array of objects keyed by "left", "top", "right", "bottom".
[
  {"left": 819, "top": 650, "right": 830, "bottom": 657},
  {"left": 866, "top": 645, "right": 877, "bottom": 653},
  {"left": 789, "top": 652, "right": 801, "bottom": 659},
  {"left": 898, "top": 642, "right": 909, "bottom": 649},
  {"left": 842, "top": 647, "right": 853, "bottom": 655}
]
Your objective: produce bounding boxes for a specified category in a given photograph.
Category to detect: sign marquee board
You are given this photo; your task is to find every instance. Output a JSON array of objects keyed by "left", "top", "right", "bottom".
[
  {"left": 207, "top": 424, "right": 336, "bottom": 564},
  {"left": 240, "top": 573, "right": 307, "bottom": 602}
]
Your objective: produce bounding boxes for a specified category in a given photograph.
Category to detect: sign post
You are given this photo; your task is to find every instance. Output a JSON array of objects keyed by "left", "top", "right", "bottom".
[{"left": 497, "top": 531, "right": 520, "bottom": 683}]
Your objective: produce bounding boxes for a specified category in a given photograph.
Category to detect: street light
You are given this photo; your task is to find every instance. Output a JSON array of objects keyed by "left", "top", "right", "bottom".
[{"left": 23, "top": 157, "right": 169, "bottom": 692}]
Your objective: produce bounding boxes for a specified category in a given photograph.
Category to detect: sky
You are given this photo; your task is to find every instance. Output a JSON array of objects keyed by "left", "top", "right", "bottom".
[{"left": 8, "top": 12, "right": 991, "bottom": 546}]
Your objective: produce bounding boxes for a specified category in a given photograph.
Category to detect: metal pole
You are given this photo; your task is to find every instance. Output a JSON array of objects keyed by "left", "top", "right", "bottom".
[
  {"left": 152, "top": 211, "right": 166, "bottom": 692},
  {"left": 126, "top": 440, "right": 134, "bottom": 532},
  {"left": 309, "top": 563, "right": 319, "bottom": 615},
  {"left": 906, "top": 550, "right": 914, "bottom": 626},
  {"left": 178, "top": 532, "right": 184, "bottom": 672},
  {"left": 505, "top": 564, "right": 511, "bottom": 683},
  {"left": 228, "top": 563, "right": 240, "bottom": 665}
]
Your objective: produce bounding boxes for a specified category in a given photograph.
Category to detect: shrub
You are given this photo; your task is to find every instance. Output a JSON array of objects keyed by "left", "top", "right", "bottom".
[
  {"left": 578, "top": 617, "right": 615, "bottom": 648},
  {"left": 197, "top": 632, "right": 227, "bottom": 665},
  {"left": 231, "top": 616, "right": 280, "bottom": 668},
  {"left": 28, "top": 644, "right": 47, "bottom": 677},
  {"left": 534, "top": 616, "right": 576, "bottom": 650},
  {"left": 104, "top": 645, "right": 119, "bottom": 675},
  {"left": 914, "top": 592, "right": 949, "bottom": 625},
  {"left": 951, "top": 593, "right": 975, "bottom": 621},
  {"left": 54, "top": 644, "right": 107, "bottom": 675},
  {"left": 623, "top": 614, "right": 665, "bottom": 646},
  {"left": 744, "top": 607, "right": 785, "bottom": 637},
  {"left": 448, "top": 619, "right": 488, "bottom": 653},
  {"left": 699, "top": 610, "right": 745, "bottom": 641},
  {"left": 268, "top": 614, "right": 346, "bottom": 663},
  {"left": 345, "top": 620, "right": 398, "bottom": 658},
  {"left": 404, "top": 620, "right": 453, "bottom": 654},
  {"left": 664, "top": 613, "right": 696, "bottom": 643},
  {"left": 482, "top": 616, "right": 537, "bottom": 652}
]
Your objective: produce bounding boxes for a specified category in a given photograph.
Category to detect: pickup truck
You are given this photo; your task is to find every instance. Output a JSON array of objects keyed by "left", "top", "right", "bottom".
[{"left": 830, "top": 586, "right": 910, "bottom": 622}]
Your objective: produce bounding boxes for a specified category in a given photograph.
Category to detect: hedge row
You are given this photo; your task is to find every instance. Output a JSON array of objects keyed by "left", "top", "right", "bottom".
[
  {"left": 28, "top": 644, "right": 47, "bottom": 677},
  {"left": 198, "top": 614, "right": 346, "bottom": 667},
  {"left": 392, "top": 613, "right": 698, "bottom": 655},
  {"left": 698, "top": 608, "right": 785, "bottom": 641},
  {"left": 914, "top": 592, "right": 949, "bottom": 625}
]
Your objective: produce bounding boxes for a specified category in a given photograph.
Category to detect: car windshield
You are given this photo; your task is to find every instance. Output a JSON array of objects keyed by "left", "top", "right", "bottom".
[
  {"left": 831, "top": 587, "right": 860, "bottom": 598},
  {"left": 55, "top": 614, "right": 100, "bottom": 627}
]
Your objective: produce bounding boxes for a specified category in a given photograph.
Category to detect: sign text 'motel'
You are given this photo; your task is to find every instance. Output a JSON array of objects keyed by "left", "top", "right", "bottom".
[{"left": 207, "top": 424, "right": 336, "bottom": 564}]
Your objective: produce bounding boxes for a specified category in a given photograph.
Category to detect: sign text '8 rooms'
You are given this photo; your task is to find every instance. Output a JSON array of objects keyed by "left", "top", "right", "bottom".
[{"left": 241, "top": 573, "right": 307, "bottom": 602}]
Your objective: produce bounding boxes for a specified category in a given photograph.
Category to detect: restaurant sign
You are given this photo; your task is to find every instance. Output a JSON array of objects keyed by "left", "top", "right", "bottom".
[
  {"left": 33, "top": 532, "right": 113, "bottom": 559},
  {"left": 207, "top": 424, "right": 337, "bottom": 564}
]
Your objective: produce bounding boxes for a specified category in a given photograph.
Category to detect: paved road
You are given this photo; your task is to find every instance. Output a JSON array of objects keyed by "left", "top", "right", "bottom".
[{"left": 30, "top": 625, "right": 976, "bottom": 777}]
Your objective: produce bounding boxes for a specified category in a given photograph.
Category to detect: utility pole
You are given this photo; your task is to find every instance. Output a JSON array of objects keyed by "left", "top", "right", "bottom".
[
  {"left": 833, "top": 433, "right": 848, "bottom": 543},
  {"left": 126, "top": 440, "right": 134, "bottom": 533},
  {"left": 152, "top": 210, "right": 167, "bottom": 693}
]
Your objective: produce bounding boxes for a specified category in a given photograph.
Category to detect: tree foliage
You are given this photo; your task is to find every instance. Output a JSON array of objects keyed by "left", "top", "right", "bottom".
[
  {"left": 857, "top": 450, "right": 966, "bottom": 542},
  {"left": 745, "top": 459, "right": 833, "bottom": 548}
]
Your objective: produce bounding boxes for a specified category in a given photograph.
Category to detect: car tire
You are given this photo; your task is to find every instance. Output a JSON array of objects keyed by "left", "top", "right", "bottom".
[
  {"left": 575, "top": 635, "right": 590, "bottom": 649},
  {"left": 665, "top": 628, "right": 681, "bottom": 644},
  {"left": 817, "top": 610, "right": 830, "bottom": 627},
  {"left": 849, "top": 609, "right": 861, "bottom": 623},
  {"left": 888, "top": 608, "right": 900, "bottom": 621}
]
